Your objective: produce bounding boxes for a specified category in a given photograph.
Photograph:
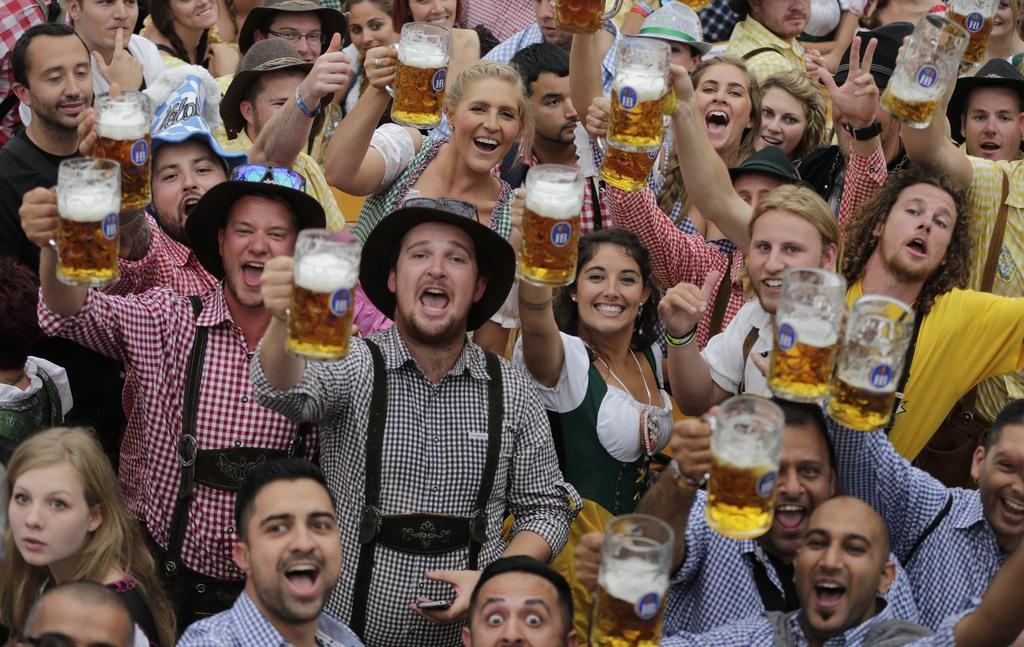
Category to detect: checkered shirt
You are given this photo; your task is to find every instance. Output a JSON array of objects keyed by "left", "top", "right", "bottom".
[
  {"left": 0, "top": 0, "right": 45, "bottom": 146},
  {"left": 606, "top": 185, "right": 746, "bottom": 348},
  {"left": 838, "top": 145, "right": 888, "bottom": 231},
  {"left": 38, "top": 285, "right": 317, "bottom": 580},
  {"left": 724, "top": 16, "right": 806, "bottom": 81},
  {"left": 179, "top": 591, "right": 365, "bottom": 646},
  {"left": 252, "top": 326, "right": 580, "bottom": 647},
  {"left": 825, "top": 415, "right": 1008, "bottom": 630},
  {"left": 105, "top": 213, "right": 217, "bottom": 298},
  {"left": 700, "top": 0, "right": 743, "bottom": 43},
  {"left": 508, "top": 149, "right": 608, "bottom": 234},
  {"left": 464, "top": 0, "right": 536, "bottom": 42},
  {"left": 665, "top": 489, "right": 920, "bottom": 635}
]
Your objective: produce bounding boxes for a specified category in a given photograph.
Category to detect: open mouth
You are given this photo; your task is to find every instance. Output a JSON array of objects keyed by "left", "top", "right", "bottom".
[
  {"left": 761, "top": 134, "right": 782, "bottom": 147},
  {"left": 180, "top": 194, "right": 201, "bottom": 217},
  {"left": 473, "top": 137, "right": 499, "bottom": 154},
  {"left": 774, "top": 504, "right": 806, "bottom": 531},
  {"left": 1001, "top": 495, "right": 1024, "bottom": 523},
  {"left": 705, "top": 110, "right": 730, "bottom": 135},
  {"left": 906, "top": 237, "right": 927, "bottom": 257},
  {"left": 980, "top": 142, "right": 1001, "bottom": 152},
  {"left": 813, "top": 581, "right": 846, "bottom": 611},
  {"left": 241, "top": 262, "right": 264, "bottom": 287},
  {"left": 420, "top": 286, "right": 450, "bottom": 314},
  {"left": 284, "top": 563, "right": 321, "bottom": 597}
]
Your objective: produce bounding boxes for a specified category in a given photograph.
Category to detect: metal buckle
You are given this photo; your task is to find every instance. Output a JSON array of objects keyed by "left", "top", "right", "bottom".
[
  {"left": 469, "top": 509, "right": 488, "bottom": 545},
  {"left": 164, "top": 560, "right": 177, "bottom": 575},
  {"left": 178, "top": 434, "right": 198, "bottom": 467},
  {"left": 359, "top": 506, "right": 382, "bottom": 544}
]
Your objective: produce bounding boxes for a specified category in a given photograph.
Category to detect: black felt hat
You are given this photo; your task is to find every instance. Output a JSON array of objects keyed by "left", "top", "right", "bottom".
[
  {"left": 835, "top": 22, "right": 915, "bottom": 90},
  {"left": 728, "top": 145, "right": 801, "bottom": 183},
  {"left": 946, "top": 58, "right": 1024, "bottom": 143}
]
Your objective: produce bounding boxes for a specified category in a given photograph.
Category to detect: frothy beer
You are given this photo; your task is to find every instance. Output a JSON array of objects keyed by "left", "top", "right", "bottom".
[
  {"left": 57, "top": 187, "right": 120, "bottom": 286},
  {"left": 828, "top": 371, "right": 898, "bottom": 430},
  {"left": 287, "top": 252, "right": 358, "bottom": 360},
  {"left": 768, "top": 317, "right": 839, "bottom": 402},
  {"left": 949, "top": 10, "right": 994, "bottom": 63},
  {"left": 591, "top": 557, "right": 668, "bottom": 646},
  {"left": 555, "top": 0, "right": 607, "bottom": 33},
  {"left": 600, "top": 147, "right": 658, "bottom": 191},
  {"left": 520, "top": 179, "right": 583, "bottom": 287},
  {"left": 608, "top": 74, "right": 668, "bottom": 152},
  {"left": 95, "top": 101, "right": 151, "bottom": 211},
  {"left": 706, "top": 450, "right": 776, "bottom": 539},
  {"left": 391, "top": 42, "right": 448, "bottom": 129},
  {"left": 880, "top": 83, "right": 940, "bottom": 129}
]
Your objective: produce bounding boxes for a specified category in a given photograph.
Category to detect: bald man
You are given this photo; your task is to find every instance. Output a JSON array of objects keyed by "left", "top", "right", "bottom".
[{"left": 18, "top": 582, "right": 134, "bottom": 647}]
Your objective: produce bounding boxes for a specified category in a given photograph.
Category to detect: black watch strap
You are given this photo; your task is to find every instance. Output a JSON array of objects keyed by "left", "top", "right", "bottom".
[{"left": 851, "top": 121, "right": 882, "bottom": 140}]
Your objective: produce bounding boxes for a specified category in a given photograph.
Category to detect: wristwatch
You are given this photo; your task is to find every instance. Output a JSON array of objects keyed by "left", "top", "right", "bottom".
[{"left": 851, "top": 121, "right": 882, "bottom": 141}]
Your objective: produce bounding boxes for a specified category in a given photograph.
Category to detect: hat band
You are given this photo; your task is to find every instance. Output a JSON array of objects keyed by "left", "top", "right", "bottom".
[
  {"left": 251, "top": 56, "right": 308, "bottom": 71},
  {"left": 638, "top": 26, "right": 698, "bottom": 42}
]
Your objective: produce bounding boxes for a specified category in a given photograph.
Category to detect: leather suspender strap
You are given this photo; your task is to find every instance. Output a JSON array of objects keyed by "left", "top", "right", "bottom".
[
  {"left": 904, "top": 494, "right": 953, "bottom": 568},
  {"left": 742, "top": 46, "right": 785, "bottom": 61},
  {"left": 469, "top": 351, "right": 504, "bottom": 569},
  {"left": 589, "top": 176, "right": 604, "bottom": 231},
  {"left": 737, "top": 326, "right": 761, "bottom": 394},
  {"left": 707, "top": 254, "right": 734, "bottom": 338}
]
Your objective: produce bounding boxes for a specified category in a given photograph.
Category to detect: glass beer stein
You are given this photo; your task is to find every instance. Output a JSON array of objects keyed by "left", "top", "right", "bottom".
[
  {"left": 828, "top": 296, "right": 915, "bottom": 430},
  {"left": 520, "top": 164, "right": 584, "bottom": 287},
  {"left": 287, "top": 230, "right": 361, "bottom": 360},
  {"left": 555, "top": 0, "right": 625, "bottom": 34},
  {"left": 705, "top": 395, "right": 785, "bottom": 539},
  {"left": 947, "top": 0, "right": 999, "bottom": 64},
  {"left": 767, "top": 268, "right": 846, "bottom": 402},
  {"left": 590, "top": 514, "right": 673, "bottom": 647},
  {"left": 880, "top": 14, "right": 968, "bottom": 128},
  {"left": 390, "top": 23, "right": 451, "bottom": 129},
  {"left": 607, "top": 38, "right": 672, "bottom": 153},
  {"left": 94, "top": 91, "right": 151, "bottom": 212},
  {"left": 600, "top": 146, "right": 659, "bottom": 191},
  {"left": 56, "top": 158, "right": 122, "bottom": 287}
]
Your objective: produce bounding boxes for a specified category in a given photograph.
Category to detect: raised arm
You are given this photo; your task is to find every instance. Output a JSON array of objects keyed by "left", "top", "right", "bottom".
[
  {"left": 569, "top": 30, "right": 614, "bottom": 133},
  {"left": 517, "top": 280, "right": 565, "bottom": 388},
  {"left": 19, "top": 188, "right": 88, "bottom": 317},
  {"left": 256, "top": 255, "right": 308, "bottom": 392}
]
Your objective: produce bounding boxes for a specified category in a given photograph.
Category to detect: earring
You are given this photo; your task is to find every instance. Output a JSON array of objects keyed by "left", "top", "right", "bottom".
[
  {"left": 637, "top": 303, "right": 644, "bottom": 319},
  {"left": 571, "top": 295, "right": 577, "bottom": 302}
]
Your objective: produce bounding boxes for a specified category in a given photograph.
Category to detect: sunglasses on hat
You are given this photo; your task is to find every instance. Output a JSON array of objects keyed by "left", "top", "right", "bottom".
[
  {"left": 402, "top": 196, "right": 479, "bottom": 221},
  {"left": 232, "top": 164, "right": 306, "bottom": 192}
]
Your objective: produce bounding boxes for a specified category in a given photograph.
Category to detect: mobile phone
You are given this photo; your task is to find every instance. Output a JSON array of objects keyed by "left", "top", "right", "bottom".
[{"left": 416, "top": 599, "right": 453, "bottom": 610}]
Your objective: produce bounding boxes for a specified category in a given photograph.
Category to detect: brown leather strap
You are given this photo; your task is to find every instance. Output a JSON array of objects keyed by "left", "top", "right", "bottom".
[
  {"left": 738, "top": 325, "right": 761, "bottom": 394},
  {"left": 707, "top": 253, "right": 733, "bottom": 338},
  {"left": 742, "top": 46, "right": 785, "bottom": 61},
  {"left": 980, "top": 169, "right": 1011, "bottom": 293}
]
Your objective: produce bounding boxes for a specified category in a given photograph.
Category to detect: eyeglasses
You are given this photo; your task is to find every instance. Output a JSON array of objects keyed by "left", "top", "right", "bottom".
[
  {"left": 266, "top": 29, "right": 327, "bottom": 46},
  {"left": 22, "top": 633, "right": 119, "bottom": 647},
  {"left": 402, "top": 197, "right": 479, "bottom": 221},
  {"left": 232, "top": 164, "right": 307, "bottom": 192}
]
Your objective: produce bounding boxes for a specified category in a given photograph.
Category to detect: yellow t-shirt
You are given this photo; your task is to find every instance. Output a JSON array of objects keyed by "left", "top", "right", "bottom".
[{"left": 847, "top": 281, "right": 1024, "bottom": 460}]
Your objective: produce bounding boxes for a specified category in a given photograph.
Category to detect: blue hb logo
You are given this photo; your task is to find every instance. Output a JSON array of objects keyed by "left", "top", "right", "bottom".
[
  {"left": 635, "top": 593, "right": 661, "bottom": 620},
  {"left": 131, "top": 139, "right": 148, "bottom": 166},
  {"left": 966, "top": 11, "right": 984, "bottom": 31},
  {"left": 777, "top": 323, "right": 796, "bottom": 350},
  {"left": 757, "top": 471, "right": 777, "bottom": 497},
  {"left": 916, "top": 65, "right": 939, "bottom": 88},
  {"left": 329, "top": 288, "right": 351, "bottom": 316},
  {"left": 550, "top": 222, "right": 572, "bottom": 247},
  {"left": 101, "top": 213, "right": 118, "bottom": 240},
  {"left": 647, "top": 149, "right": 658, "bottom": 159},
  {"left": 619, "top": 86, "right": 638, "bottom": 111},
  {"left": 870, "top": 364, "right": 893, "bottom": 389},
  {"left": 432, "top": 69, "right": 446, "bottom": 92}
]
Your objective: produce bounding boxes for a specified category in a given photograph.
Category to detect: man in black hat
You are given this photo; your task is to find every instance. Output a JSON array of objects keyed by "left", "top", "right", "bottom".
[
  {"left": 29, "top": 165, "right": 326, "bottom": 627},
  {"left": 946, "top": 58, "right": 1024, "bottom": 162},
  {"left": 253, "top": 201, "right": 578, "bottom": 646}
]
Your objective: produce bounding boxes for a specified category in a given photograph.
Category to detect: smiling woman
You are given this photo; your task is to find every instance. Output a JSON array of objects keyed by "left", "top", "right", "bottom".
[{"left": 756, "top": 70, "right": 828, "bottom": 162}]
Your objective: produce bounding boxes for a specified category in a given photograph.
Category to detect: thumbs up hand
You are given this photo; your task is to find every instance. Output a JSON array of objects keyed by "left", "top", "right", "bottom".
[
  {"left": 299, "top": 32, "right": 352, "bottom": 106},
  {"left": 657, "top": 270, "right": 721, "bottom": 339}
]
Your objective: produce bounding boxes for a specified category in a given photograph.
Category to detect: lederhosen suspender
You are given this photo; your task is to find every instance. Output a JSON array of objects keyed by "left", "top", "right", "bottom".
[
  {"left": 737, "top": 326, "right": 762, "bottom": 394},
  {"left": 162, "top": 296, "right": 311, "bottom": 578},
  {"left": 707, "top": 254, "right": 734, "bottom": 338},
  {"left": 349, "top": 339, "right": 504, "bottom": 636}
]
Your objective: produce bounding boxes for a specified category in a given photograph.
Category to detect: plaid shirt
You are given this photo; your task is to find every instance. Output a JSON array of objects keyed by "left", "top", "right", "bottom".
[
  {"left": 0, "top": 0, "right": 45, "bottom": 146},
  {"left": 606, "top": 185, "right": 747, "bottom": 348},
  {"left": 105, "top": 213, "right": 216, "bottom": 298},
  {"left": 179, "top": 591, "right": 364, "bottom": 646},
  {"left": 253, "top": 326, "right": 580, "bottom": 647},
  {"left": 838, "top": 145, "right": 888, "bottom": 231},
  {"left": 464, "top": 0, "right": 536, "bottom": 42},
  {"left": 666, "top": 489, "right": 920, "bottom": 635},
  {"left": 724, "top": 16, "right": 806, "bottom": 81},
  {"left": 38, "top": 285, "right": 317, "bottom": 580},
  {"left": 504, "top": 148, "right": 609, "bottom": 234},
  {"left": 825, "top": 416, "right": 1008, "bottom": 630},
  {"left": 700, "top": 0, "right": 743, "bottom": 43}
]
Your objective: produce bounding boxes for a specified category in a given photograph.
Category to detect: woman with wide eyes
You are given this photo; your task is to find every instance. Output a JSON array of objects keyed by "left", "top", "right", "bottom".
[
  {"left": 756, "top": 70, "right": 829, "bottom": 163},
  {"left": 0, "top": 428, "right": 175, "bottom": 647},
  {"left": 514, "top": 228, "right": 672, "bottom": 641},
  {"left": 341, "top": 0, "right": 401, "bottom": 118}
]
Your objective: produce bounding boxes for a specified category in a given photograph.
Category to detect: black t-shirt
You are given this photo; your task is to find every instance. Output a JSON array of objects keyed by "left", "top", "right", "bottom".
[{"left": 766, "top": 552, "right": 800, "bottom": 613}]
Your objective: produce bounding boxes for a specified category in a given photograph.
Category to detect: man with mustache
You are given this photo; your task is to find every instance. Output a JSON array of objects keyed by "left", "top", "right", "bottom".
[
  {"left": 179, "top": 459, "right": 364, "bottom": 646},
  {"left": 724, "top": 0, "right": 809, "bottom": 81}
]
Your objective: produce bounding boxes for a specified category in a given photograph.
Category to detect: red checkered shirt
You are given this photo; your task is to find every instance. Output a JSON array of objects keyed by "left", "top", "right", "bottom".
[
  {"left": 839, "top": 145, "right": 888, "bottom": 232},
  {"left": 38, "top": 284, "right": 317, "bottom": 580},
  {"left": 464, "top": 0, "right": 536, "bottom": 42},
  {"left": 496, "top": 151, "right": 610, "bottom": 234},
  {"left": 106, "top": 213, "right": 217, "bottom": 298},
  {"left": 0, "top": 0, "right": 45, "bottom": 146},
  {"left": 607, "top": 185, "right": 747, "bottom": 349}
]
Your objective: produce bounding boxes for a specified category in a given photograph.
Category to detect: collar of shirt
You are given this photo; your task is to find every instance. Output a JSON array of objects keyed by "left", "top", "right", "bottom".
[
  {"left": 226, "top": 591, "right": 363, "bottom": 646},
  {"left": 196, "top": 283, "right": 235, "bottom": 328},
  {"left": 785, "top": 598, "right": 892, "bottom": 645},
  {"left": 375, "top": 326, "right": 491, "bottom": 381},
  {"left": 737, "top": 16, "right": 803, "bottom": 54},
  {"left": 949, "top": 488, "right": 990, "bottom": 531}
]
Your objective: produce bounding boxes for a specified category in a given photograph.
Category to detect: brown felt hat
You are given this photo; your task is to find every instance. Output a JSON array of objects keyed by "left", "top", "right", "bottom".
[
  {"left": 237, "top": 0, "right": 347, "bottom": 54},
  {"left": 220, "top": 39, "right": 313, "bottom": 139}
]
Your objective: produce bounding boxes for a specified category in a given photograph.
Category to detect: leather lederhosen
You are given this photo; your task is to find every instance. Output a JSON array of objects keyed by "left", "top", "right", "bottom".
[{"left": 348, "top": 339, "right": 504, "bottom": 637}]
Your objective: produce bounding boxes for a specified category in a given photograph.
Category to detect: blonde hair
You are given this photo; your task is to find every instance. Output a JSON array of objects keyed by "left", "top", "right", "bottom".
[
  {"left": 0, "top": 428, "right": 176, "bottom": 645},
  {"left": 443, "top": 60, "right": 535, "bottom": 164},
  {"left": 749, "top": 184, "right": 843, "bottom": 269},
  {"left": 760, "top": 69, "right": 829, "bottom": 161}
]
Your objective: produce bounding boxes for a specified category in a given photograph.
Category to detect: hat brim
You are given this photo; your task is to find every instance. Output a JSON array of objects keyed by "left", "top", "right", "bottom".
[
  {"left": 152, "top": 129, "right": 249, "bottom": 170},
  {"left": 634, "top": 31, "right": 713, "bottom": 55},
  {"left": 728, "top": 0, "right": 748, "bottom": 15},
  {"left": 221, "top": 61, "right": 313, "bottom": 138},
  {"left": 238, "top": 6, "right": 347, "bottom": 54},
  {"left": 359, "top": 207, "right": 516, "bottom": 331},
  {"left": 728, "top": 160, "right": 800, "bottom": 184},
  {"left": 185, "top": 180, "right": 326, "bottom": 278},
  {"left": 834, "top": 62, "right": 896, "bottom": 89},
  {"left": 947, "top": 76, "right": 1024, "bottom": 143}
]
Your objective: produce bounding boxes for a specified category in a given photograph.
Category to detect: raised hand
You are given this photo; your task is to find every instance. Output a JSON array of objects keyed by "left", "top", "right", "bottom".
[
  {"left": 657, "top": 270, "right": 720, "bottom": 338},
  {"left": 299, "top": 33, "right": 352, "bottom": 106},
  {"left": 93, "top": 28, "right": 143, "bottom": 92},
  {"left": 574, "top": 532, "right": 604, "bottom": 590},
  {"left": 585, "top": 95, "right": 611, "bottom": 140},
  {"left": 668, "top": 63, "right": 696, "bottom": 111},
  {"left": 19, "top": 187, "right": 59, "bottom": 249},
  {"left": 816, "top": 35, "right": 880, "bottom": 129},
  {"left": 261, "top": 256, "right": 295, "bottom": 321},
  {"left": 364, "top": 44, "right": 398, "bottom": 91},
  {"left": 669, "top": 417, "right": 712, "bottom": 483}
]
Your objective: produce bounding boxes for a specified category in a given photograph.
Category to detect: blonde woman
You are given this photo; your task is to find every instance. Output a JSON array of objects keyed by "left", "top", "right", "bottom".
[
  {"left": 756, "top": 70, "right": 829, "bottom": 163},
  {"left": 0, "top": 428, "right": 175, "bottom": 646}
]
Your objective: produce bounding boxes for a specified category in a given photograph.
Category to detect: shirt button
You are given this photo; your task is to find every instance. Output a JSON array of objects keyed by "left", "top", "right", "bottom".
[
  {"left": 226, "top": 526, "right": 234, "bottom": 534},
  {"left": 431, "top": 486, "right": 439, "bottom": 492},
  {"left": 234, "top": 440, "right": 242, "bottom": 447},
  {"left": 241, "top": 396, "right": 249, "bottom": 403},
  {"left": 433, "top": 436, "right": 440, "bottom": 443}
]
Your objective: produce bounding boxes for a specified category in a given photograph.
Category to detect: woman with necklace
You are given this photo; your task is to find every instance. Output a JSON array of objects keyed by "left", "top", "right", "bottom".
[{"left": 513, "top": 228, "right": 673, "bottom": 642}]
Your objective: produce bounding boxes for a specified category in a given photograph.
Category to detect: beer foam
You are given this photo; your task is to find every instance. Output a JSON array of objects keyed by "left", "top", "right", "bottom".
[
  {"left": 398, "top": 41, "right": 448, "bottom": 68},
  {"left": 715, "top": 426, "right": 776, "bottom": 468},
  {"left": 613, "top": 72, "right": 667, "bottom": 102},
  {"left": 781, "top": 316, "right": 838, "bottom": 347},
  {"left": 525, "top": 180, "right": 584, "bottom": 219},
  {"left": 599, "top": 557, "right": 669, "bottom": 604},
  {"left": 59, "top": 187, "right": 119, "bottom": 222},
  {"left": 98, "top": 102, "right": 149, "bottom": 140},
  {"left": 836, "top": 369, "right": 894, "bottom": 394},
  {"left": 295, "top": 252, "right": 358, "bottom": 292}
]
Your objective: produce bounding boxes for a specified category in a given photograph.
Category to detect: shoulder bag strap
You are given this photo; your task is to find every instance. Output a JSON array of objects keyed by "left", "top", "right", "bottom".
[
  {"left": 738, "top": 325, "right": 761, "bottom": 394},
  {"left": 5, "top": 135, "right": 60, "bottom": 186},
  {"left": 707, "top": 253, "right": 734, "bottom": 338},
  {"left": 903, "top": 493, "right": 953, "bottom": 568},
  {"left": 468, "top": 351, "right": 504, "bottom": 570},
  {"left": 350, "top": 338, "right": 388, "bottom": 637}
]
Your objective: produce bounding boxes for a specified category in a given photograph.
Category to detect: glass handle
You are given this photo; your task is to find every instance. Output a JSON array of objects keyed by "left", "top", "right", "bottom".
[{"left": 603, "top": 0, "right": 625, "bottom": 20}]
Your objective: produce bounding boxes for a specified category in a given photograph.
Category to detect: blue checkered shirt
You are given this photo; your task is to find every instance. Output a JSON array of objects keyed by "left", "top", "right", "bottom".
[
  {"left": 825, "top": 416, "right": 1008, "bottom": 630},
  {"left": 664, "top": 490, "right": 920, "bottom": 635},
  {"left": 178, "top": 591, "right": 364, "bottom": 646},
  {"left": 699, "top": 0, "right": 742, "bottom": 43},
  {"left": 662, "top": 602, "right": 968, "bottom": 646}
]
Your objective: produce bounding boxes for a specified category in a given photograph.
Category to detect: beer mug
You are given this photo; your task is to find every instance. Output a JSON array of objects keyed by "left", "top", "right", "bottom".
[
  {"left": 55, "top": 158, "right": 121, "bottom": 287},
  {"left": 880, "top": 15, "right": 968, "bottom": 128},
  {"left": 390, "top": 23, "right": 451, "bottom": 129},
  {"left": 706, "top": 396, "right": 785, "bottom": 539},
  {"left": 600, "top": 146, "right": 659, "bottom": 191},
  {"left": 287, "top": 229, "right": 361, "bottom": 360},
  {"left": 767, "top": 268, "right": 846, "bottom": 402},
  {"left": 520, "top": 164, "right": 584, "bottom": 287},
  {"left": 555, "top": 0, "right": 625, "bottom": 34},
  {"left": 590, "top": 514, "right": 673, "bottom": 647},
  {"left": 828, "top": 296, "right": 915, "bottom": 430},
  {"left": 948, "top": 0, "right": 998, "bottom": 64},
  {"left": 94, "top": 92, "right": 152, "bottom": 211},
  {"left": 607, "top": 38, "right": 672, "bottom": 153}
]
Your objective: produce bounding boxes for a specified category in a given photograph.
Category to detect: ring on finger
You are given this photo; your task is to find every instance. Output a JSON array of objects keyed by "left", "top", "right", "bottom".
[{"left": 374, "top": 57, "right": 384, "bottom": 67}]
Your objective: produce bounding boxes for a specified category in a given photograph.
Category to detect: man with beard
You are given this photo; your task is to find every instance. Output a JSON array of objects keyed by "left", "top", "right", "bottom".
[
  {"left": 253, "top": 201, "right": 577, "bottom": 646},
  {"left": 575, "top": 401, "right": 919, "bottom": 635},
  {"left": 724, "top": 0, "right": 809, "bottom": 81},
  {"left": 29, "top": 163, "right": 326, "bottom": 627},
  {"left": 179, "top": 459, "right": 364, "bottom": 646}
]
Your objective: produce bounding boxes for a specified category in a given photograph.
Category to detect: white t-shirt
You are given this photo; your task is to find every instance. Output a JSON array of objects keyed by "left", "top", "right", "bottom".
[
  {"left": 19, "top": 34, "right": 166, "bottom": 125},
  {"left": 702, "top": 299, "right": 774, "bottom": 398}
]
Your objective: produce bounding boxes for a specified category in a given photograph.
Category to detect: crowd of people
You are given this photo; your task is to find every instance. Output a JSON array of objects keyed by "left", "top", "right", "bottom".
[{"left": 3, "top": 0, "right": 1024, "bottom": 644}]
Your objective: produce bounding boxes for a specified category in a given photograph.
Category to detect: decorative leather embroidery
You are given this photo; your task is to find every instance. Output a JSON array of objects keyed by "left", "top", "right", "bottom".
[
  {"left": 401, "top": 521, "right": 452, "bottom": 549},
  {"left": 216, "top": 454, "right": 267, "bottom": 485}
]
